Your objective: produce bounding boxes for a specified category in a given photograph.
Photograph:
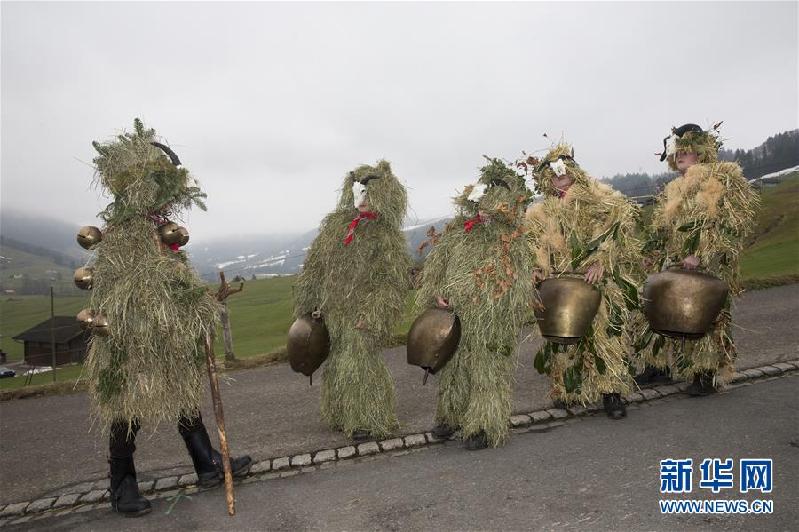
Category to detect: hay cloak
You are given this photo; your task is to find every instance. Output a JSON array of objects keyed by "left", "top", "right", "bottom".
[
  {"left": 84, "top": 119, "right": 219, "bottom": 433},
  {"left": 416, "top": 158, "right": 536, "bottom": 447},
  {"left": 636, "top": 161, "right": 759, "bottom": 381},
  {"left": 525, "top": 144, "right": 640, "bottom": 404},
  {"left": 294, "top": 161, "right": 411, "bottom": 438}
]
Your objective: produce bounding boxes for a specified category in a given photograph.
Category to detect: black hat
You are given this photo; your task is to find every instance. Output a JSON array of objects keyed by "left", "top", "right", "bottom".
[{"left": 660, "top": 123, "right": 704, "bottom": 161}]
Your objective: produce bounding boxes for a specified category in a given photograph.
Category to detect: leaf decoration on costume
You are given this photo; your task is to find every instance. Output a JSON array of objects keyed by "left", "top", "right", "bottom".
[
  {"left": 564, "top": 365, "right": 583, "bottom": 394},
  {"left": 570, "top": 222, "right": 621, "bottom": 271},
  {"left": 594, "top": 354, "right": 607, "bottom": 375}
]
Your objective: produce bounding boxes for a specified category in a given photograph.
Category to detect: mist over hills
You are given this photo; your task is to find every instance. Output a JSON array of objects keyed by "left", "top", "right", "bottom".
[
  {"left": 0, "top": 210, "right": 451, "bottom": 290},
  {"left": 4, "top": 129, "right": 796, "bottom": 291},
  {"left": 189, "top": 216, "right": 451, "bottom": 280}
]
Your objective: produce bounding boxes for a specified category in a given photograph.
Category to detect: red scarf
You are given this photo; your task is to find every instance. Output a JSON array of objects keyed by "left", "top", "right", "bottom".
[
  {"left": 343, "top": 211, "right": 378, "bottom": 245},
  {"left": 464, "top": 214, "right": 484, "bottom": 233}
]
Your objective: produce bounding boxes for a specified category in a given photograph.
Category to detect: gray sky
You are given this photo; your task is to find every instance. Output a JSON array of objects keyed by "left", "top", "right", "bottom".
[{"left": 2, "top": 1, "right": 797, "bottom": 241}]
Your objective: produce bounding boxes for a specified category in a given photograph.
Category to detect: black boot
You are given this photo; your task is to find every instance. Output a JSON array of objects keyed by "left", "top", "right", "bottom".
[
  {"left": 552, "top": 398, "right": 569, "bottom": 410},
  {"left": 634, "top": 365, "right": 672, "bottom": 386},
  {"left": 687, "top": 371, "right": 717, "bottom": 396},
  {"left": 602, "top": 393, "right": 627, "bottom": 420},
  {"left": 431, "top": 423, "right": 457, "bottom": 439},
  {"left": 110, "top": 458, "right": 152, "bottom": 517},
  {"left": 351, "top": 429, "right": 372, "bottom": 443},
  {"left": 109, "top": 421, "right": 151, "bottom": 517},
  {"left": 178, "top": 415, "right": 252, "bottom": 488},
  {"left": 463, "top": 431, "right": 489, "bottom": 451}
]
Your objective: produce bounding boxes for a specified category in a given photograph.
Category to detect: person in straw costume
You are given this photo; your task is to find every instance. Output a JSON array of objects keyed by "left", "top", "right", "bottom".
[
  {"left": 523, "top": 142, "right": 640, "bottom": 418},
  {"left": 416, "top": 157, "right": 537, "bottom": 450},
  {"left": 83, "top": 119, "right": 251, "bottom": 517},
  {"left": 634, "top": 123, "right": 759, "bottom": 395},
  {"left": 293, "top": 160, "right": 411, "bottom": 441}
]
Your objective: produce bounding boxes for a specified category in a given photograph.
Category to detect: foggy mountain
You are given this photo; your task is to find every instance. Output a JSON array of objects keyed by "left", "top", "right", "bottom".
[{"left": 0, "top": 210, "right": 452, "bottom": 285}]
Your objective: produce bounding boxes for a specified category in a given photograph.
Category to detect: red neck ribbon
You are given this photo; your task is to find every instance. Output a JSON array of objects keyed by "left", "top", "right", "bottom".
[
  {"left": 344, "top": 211, "right": 378, "bottom": 245},
  {"left": 464, "top": 214, "right": 484, "bottom": 233}
]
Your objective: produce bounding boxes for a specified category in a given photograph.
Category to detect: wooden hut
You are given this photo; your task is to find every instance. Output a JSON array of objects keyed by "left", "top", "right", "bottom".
[{"left": 12, "top": 316, "right": 89, "bottom": 367}]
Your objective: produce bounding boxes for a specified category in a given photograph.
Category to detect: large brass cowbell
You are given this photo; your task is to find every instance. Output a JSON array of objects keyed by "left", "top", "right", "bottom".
[
  {"left": 287, "top": 315, "right": 331, "bottom": 382},
  {"left": 406, "top": 308, "right": 461, "bottom": 383},
  {"left": 534, "top": 276, "right": 601, "bottom": 345},
  {"left": 643, "top": 268, "right": 728, "bottom": 339}
]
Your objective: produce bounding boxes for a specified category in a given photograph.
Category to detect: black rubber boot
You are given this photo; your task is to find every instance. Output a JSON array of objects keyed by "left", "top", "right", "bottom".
[
  {"left": 463, "top": 431, "right": 489, "bottom": 451},
  {"left": 687, "top": 371, "right": 717, "bottom": 396},
  {"left": 351, "top": 429, "right": 372, "bottom": 443},
  {"left": 210, "top": 449, "right": 253, "bottom": 484},
  {"left": 431, "top": 423, "right": 457, "bottom": 439},
  {"left": 110, "top": 460, "right": 152, "bottom": 517},
  {"left": 178, "top": 415, "right": 252, "bottom": 488},
  {"left": 109, "top": 421, "right": 151, "bottom": 517},
  {"left": 602, "top": 393, "right": 627, "bottom": 420},
  {"left": 634, "top": 365, "right": 672, "bottom": 386},
  {"left": 552, "top": 398, "right": 569, "bottom": 410}
]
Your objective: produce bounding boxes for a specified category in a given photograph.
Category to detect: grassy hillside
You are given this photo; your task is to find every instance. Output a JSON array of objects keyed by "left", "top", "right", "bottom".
[
  {"left": 740, "top": 173, "right": 799, "bottom": 281},
  {"left": 0, "top": 243, "right": 84, "bottom": 295},
  {"left": 213, "top": 275, "right": 415, "bottom": 360},
  {"left": 637, "top": 174, "right": 797, "bottom": 282},
  {"left": 214, "top": 275, "right": 295, "bottom": 359},
  {"left": 0, "top": 276, "right": 414, "bottom": 391}
]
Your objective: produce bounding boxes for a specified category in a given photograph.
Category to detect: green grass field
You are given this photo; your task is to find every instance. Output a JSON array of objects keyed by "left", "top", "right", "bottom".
[
  {"left": 0, "top": 364, "right": 85, "bottom": 391},
  {"left": 214, "top": 275, "right": 295, "bottom": 358},
  {"left": 740, "top": 173, "right": 799, "bottom": 280},
  {"left": 2, "top": 175, "right": 796, "bottom": 391},
  {"left": 215, "top": 276, "right": 415, "bottom": 359},
  {"left": 0, "top": 275, "right": 414, "bottom": 390}
]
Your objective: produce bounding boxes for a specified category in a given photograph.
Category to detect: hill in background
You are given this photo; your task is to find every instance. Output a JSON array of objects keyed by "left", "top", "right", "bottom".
[
  {"left": 601, "top": 129, "right": 799, "bottom": 198},
  {"left": 2, "top": 129, "right": 797, "bottom": 293},
  {"left": 2, "top": 173, "right": 796, "bottom": 372}
]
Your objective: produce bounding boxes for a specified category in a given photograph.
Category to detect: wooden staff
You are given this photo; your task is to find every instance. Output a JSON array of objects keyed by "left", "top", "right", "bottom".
[
  {"left": 203, "top": 333, "right": 235, "bottom": 516},
  {"left": 215, "top": 271, "right": 244, "bottom": 302},
  {"left": 215, "top": 271, "right": 244, "bottom": 362}
]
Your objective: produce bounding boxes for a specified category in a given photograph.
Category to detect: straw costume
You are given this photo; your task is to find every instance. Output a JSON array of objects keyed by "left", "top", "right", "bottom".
[
  {"left": 523, "top": 143, "right": 640, "bottom": 417},
  {"left": 635, "top": 124, "right": 759, "bottom": 394},
  {"left": 294, "top": 160, "right": 411, "bottom": 440},
  {"left": 416, "top": 158, "right": 536, "bottom": 449},
  {"left": 83, "top": 119, "right": 250, "bottom": 517}
]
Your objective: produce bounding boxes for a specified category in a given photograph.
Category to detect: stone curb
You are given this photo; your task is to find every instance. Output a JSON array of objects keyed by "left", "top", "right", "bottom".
[{"left": 2, "top": 358, "right": 797, "bottom": 525}]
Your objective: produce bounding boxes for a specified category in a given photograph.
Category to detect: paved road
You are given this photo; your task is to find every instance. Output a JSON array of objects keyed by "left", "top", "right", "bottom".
[
  {"left": 0, "top": 284, "right": 797, "bottom": 505},
  {"left": 16, "top": 374, "right": 799, "bottom": 530}
]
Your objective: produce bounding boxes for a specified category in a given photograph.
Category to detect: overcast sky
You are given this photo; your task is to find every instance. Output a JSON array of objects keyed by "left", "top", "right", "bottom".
[{"left": 2, "top": 1, "right": 797, "bottom": 241}]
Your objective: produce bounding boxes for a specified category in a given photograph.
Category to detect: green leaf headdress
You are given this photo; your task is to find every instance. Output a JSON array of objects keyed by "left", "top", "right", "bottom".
[
  {"left": 92, "top": 118, "right": 207, "bottom": 225},
  {"left": 453, "top": 157, "right": 533, "bottom": 222}
]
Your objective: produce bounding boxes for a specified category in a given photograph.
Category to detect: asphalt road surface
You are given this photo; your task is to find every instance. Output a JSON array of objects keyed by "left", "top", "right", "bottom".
[
  {"left": 16, "top": 374, "right": 799, "bottom": 531},
  {"left": 1, "top": 284, "right": 797, "bottom": 506}
]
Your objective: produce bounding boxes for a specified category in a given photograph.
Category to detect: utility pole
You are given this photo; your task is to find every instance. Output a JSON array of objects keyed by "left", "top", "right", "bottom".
[{"left": 50, "top": 286, "right": 56, "bottom": 382}]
